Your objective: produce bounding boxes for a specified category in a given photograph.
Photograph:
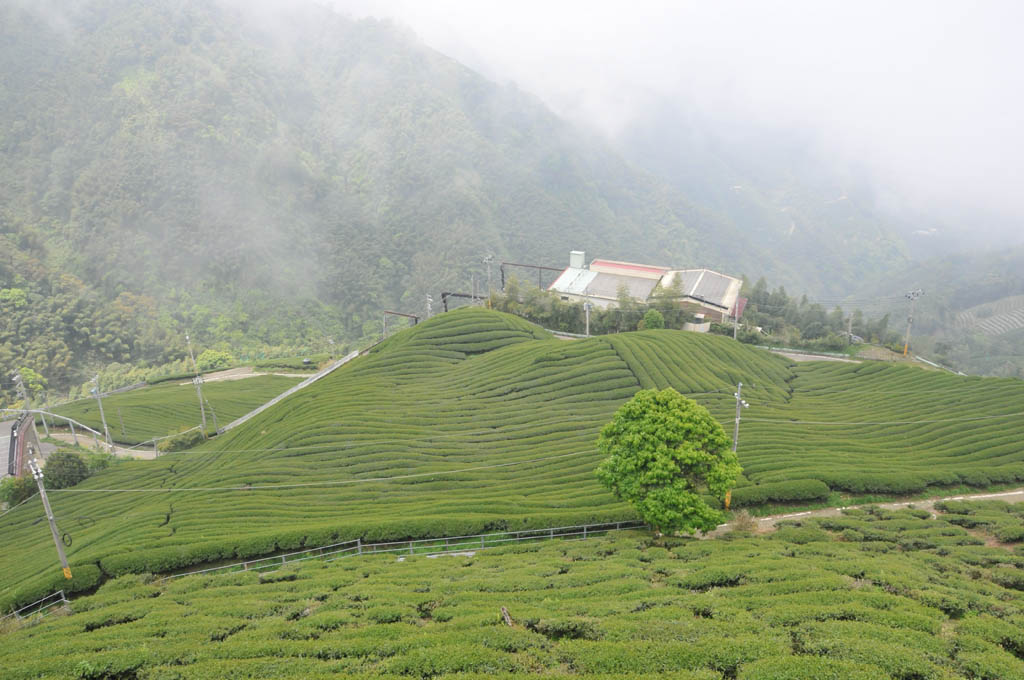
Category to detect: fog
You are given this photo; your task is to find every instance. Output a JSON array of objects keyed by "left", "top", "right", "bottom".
[{"left": 332, "top": 0, "right": 1024, "bottom": 245}]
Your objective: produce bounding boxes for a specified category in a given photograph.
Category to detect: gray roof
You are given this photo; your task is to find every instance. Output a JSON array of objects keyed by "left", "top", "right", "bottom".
[
  {"left": 586, "top": 272, "right": 660, "bottom": 301},
  {"left": 549, "top": 268, "right": 660, "bottom": 302},
  {"left": 663, "top": 269, "right": 741, "bottom": 310},
  {"left": 548, "top": 267, "right": 597, "bottom": 296}
]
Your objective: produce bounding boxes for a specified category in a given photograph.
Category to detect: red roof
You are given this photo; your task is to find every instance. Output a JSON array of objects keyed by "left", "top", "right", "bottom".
[
  {"left": 589, "top": 259, "right": 670, "bottom": 276},
  {"left": 732, "top": 297, "right": 748, "bottom": 319}
]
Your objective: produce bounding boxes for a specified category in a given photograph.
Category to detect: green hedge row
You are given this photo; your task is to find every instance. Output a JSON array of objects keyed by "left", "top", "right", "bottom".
[{"left": 730, "top": 479, "right": 831, "bottom": 507}]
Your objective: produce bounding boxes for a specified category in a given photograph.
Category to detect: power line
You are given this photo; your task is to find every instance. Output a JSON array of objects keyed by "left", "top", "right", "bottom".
[
  {"left": 51, "top": 450, "right": 595, "bottom": 494},
  {"left": 743, "top": 411, "right": 1024, "bottom": 426},
  {"left": 0, "top": 492, "right": 40, "bottom": 520}
]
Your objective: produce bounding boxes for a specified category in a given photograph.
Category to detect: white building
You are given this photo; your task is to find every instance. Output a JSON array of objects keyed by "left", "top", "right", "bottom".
[{"left": 548, "top": 251, "right": 744, "bottom": 322}]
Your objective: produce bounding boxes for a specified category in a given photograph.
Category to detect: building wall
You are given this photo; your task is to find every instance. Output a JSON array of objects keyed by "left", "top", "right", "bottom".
[{"left": 678, "top": 300, "right": 732, "bottom": 323}]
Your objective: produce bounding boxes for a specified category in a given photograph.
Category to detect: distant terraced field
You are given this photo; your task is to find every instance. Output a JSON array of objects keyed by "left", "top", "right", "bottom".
[
  {"left": 956, "top": 294, "right": 1024, "bottom": 336},
  {"left": 49, "top": 375, "right": 302, "bottom": 444},
  {"left": 2, "top": 308, "right": 1023, "bottom": 610}
]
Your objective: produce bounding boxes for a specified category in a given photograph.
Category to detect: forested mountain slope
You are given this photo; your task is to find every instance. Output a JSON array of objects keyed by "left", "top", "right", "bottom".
[
  {"left": 849, "top": 246, "right": 1024, "bottom": 376},
  {"left": 0, "top": 0, "right": 914, "bottom": 396},
  {"left": 620, "top": 105, "right": 910, "bottom": 293}
]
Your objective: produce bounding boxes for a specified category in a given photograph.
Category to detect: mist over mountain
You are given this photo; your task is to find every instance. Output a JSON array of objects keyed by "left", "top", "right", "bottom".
[
  {"left": 3, "top": 0, "right": 1016, "bottom": 394},
  {"left": 617, "top": 102, "right": 910, "bottom": 291}
]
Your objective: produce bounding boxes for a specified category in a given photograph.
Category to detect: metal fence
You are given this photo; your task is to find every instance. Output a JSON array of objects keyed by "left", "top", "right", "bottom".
[
  {"left": 0, "top": 590, "right": 69, "bottom": 625},
  {"left": 163, "top": 520, "right": 645, "bottom": 582}
]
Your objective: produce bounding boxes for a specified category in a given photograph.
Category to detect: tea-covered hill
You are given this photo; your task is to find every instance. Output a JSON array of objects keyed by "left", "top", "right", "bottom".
[
  {"left": 2, "top": 501, "right": 1023, "bottom": 679},
  {"left": 50, "top": 374, "right": 302, "bottom": 444},
  {"left": 2, "top": 308, "right": 1023, "bottom": 609}
]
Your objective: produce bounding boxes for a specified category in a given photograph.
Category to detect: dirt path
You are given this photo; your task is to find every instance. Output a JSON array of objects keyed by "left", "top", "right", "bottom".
[
  {"left": 771, "top": 350, "right": 860, "bottom": 363},
  {"left": 175, "top": 366, "right": 313, "bottom": 386},
  {"left": 706, "top": 487, "right": 1024, "bottom": 538},
  {"left": 46, "top": 432, "right": 157, "bottom": 460}
]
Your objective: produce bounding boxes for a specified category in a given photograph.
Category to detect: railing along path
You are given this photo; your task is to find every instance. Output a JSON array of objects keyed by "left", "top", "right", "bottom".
[
  {"left": 163, "top": 520, "right": 645, "bottom": 581},
  {"left": 0, "top": 590, "right": 69, "bottom": 625}
]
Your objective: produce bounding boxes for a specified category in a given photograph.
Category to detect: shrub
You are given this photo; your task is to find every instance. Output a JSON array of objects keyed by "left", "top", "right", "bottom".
[
  {"left": 42, "top": 452, "right": 90, "bottom": 489},
  {"left": 525, "top": 617, "right": 601, "bottom": 640},
  {"left": 730, "top": 480, "right": 830, "bottom": 507},
  {"left": 196, "top": 349, "right": 235, "bottom": 371},
  {"left": 387, "top": 644, "right": 519, "bottom": 676},
  {"left": 737, "top": 655, "right": 885, "bottom": 680},
  {"left": 0, "top": 475, "right": 37, "bottom": 506},
  {"left": 157, "top": 428, "right": 206, "bottom": 452},
  {"left": 989, "top": 567, "right": 1024, "bottom": 591},
  {"left": 641, "top": 309, "right": 665, "bottom": 330}
]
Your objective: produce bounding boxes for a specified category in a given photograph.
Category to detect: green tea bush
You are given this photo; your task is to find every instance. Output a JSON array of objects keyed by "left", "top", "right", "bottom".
[
  {"left": 730, "top": 479, "right": 830, "bottom": 507},
  {"left": 736, "top": 655, "right": 888, "bottom": 680},
  {"left": 387, "top": 644, "right": 520, "bottom": 676}
]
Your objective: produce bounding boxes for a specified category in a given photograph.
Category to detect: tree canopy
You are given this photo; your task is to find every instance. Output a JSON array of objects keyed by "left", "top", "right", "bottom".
[
  {"left": 42, "top": 452, "right": 90, "bottom": 490},
  {"left": 596, "top": 388, "right": 741, "bottom": 535}
]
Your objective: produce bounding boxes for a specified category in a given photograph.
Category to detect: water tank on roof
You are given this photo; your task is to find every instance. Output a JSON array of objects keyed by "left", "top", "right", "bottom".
[{"left": 569, "top": 250, "right": 585, "bottom": 269}]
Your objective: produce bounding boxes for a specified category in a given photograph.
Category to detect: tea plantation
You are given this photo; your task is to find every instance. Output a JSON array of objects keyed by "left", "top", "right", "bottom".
[
  {"left": 2, "top": 502, "right": 1023, "bottom": 679},
  {"left": 49, "top": 375, "right": 302, "bottom": 444},
  {"left": 1, "top": 308, "right": 1023, "bottom": 612}
]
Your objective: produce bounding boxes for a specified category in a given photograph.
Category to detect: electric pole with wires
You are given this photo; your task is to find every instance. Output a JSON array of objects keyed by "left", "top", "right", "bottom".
[
  {"left": 27, "top": 450, "right": 72, "bottom": 580},
  {"left": 185, "top": 333, "right": 207, "bottom": 434},
  {"left": 13, "top": 372, "right": 29, "bottom": 410},
  {"left": 732, "top": 382, "right": 749, "bottom": 453},
  {"left": 90, "top": 375, "right": 112, "bottom": 448},
  {"left": 902, "top": 289, "right": 924, "bottom": 357},
  {"left": 484, "top": 254, "right": 494, "bottom": 307}
]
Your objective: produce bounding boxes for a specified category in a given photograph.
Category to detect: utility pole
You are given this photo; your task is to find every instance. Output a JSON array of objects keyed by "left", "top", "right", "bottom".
[
  {"left": 426, "top": 294, "right": 433, "bottom": 319},
  {"left": 902, "top": 289, "right": 924, "bottom": 357},
  {"left": 13, "top": 372, "right": 28, "bottom": 408},
  {"left": 90, "top": 375, "right": 112, "bottom": 448},
  {"left": 382, "top": 313, "right": 388, "bottom": 339},
  {"left": 27, "top": 451, "right": 72, "bottom": 580},
  {"left": 185, "top": 333, "right": 207, "bottom": 434},
  {"left": 484, "top": 254, "right": 494, "bottom": 308},
  {"left": 732, "top": 382, "right": 749, "bottom": 453},
  {"left": 584, "top": 284, "right": 591, "bottom": 336},
  {"left": 847, "top": 314, "right": 854, "bottom": 347},
  {"left": 206, "top": 399, "right": 218, "bottom": 432}
]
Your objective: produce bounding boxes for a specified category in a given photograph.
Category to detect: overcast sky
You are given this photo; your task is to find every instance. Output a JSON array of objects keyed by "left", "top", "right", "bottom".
[{"left": 331, "top": 0, "right": 1024, "bottom": 237}]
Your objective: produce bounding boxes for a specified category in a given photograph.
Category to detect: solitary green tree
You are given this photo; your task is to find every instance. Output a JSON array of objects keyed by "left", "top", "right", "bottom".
[
  {"left": 596, "top": 388, "right": 741, "bottom": 535},
  {"left": 641, "top": 308, "right": 665, "bottom": 330}
]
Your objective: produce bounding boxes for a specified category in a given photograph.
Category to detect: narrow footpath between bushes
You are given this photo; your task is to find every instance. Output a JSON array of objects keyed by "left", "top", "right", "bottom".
[{"left": 705, "top": 487, "right": 1024, "bottom": 539}]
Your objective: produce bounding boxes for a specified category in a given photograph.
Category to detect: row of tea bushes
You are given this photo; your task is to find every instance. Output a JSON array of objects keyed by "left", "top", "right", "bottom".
[
  {"left": 4, "top": 308, "right": 1023, "bottom": 609},
  {"left": 51, "top": 375, "right": 301, "bottom": 444},
  {"left": 2, "top": 502, "right": 1022, "bottom": 678}
]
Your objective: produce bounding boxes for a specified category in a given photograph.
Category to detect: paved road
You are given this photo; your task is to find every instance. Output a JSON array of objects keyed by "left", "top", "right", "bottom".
[
  {"left": 0, "top": 419, "right": 13, "bottom": 474},
  {"left": 707, "top": 487, "right": 1024, "bottom": 538}
]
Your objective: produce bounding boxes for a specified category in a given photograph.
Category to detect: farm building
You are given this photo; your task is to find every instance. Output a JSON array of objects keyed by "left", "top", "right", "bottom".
[
  {"left": 546, "top": 252, "right": 669, "bottom": 310},
  {"left": 661, "top": 268, "right": 745, "bottom": 323},
  {"left": 548, "top": 251, "right": 745, "bottom": 323}
]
